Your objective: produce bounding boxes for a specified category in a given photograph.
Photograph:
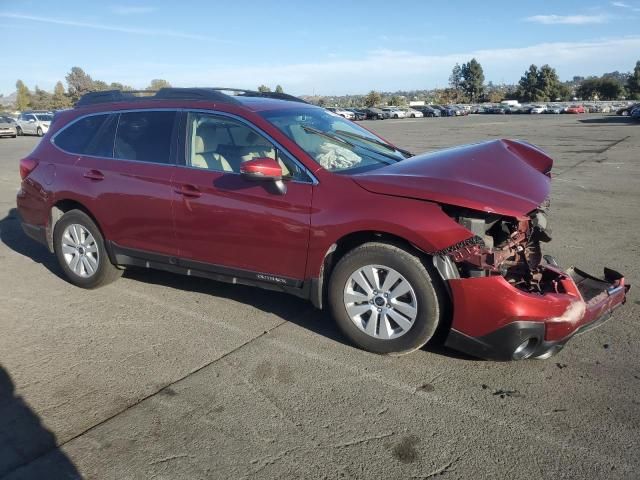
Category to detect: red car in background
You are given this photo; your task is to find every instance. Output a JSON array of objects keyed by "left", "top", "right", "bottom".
[
  {"left": 565, "top": 105, "right": 586, "bottom": 114},
  {"left": 16, "top": 88, "right": 629, "bottom": 361}
]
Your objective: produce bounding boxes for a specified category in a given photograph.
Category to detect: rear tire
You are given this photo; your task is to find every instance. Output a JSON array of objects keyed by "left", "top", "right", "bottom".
[
  {"left": 328, "top": 242, "right": 443, "bottom": 355},
  {"left": 53, "top": 209, "right": 122, "bottom": 289}
]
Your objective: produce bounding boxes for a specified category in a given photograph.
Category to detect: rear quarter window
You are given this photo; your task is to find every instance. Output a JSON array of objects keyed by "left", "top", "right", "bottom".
[{"left": 54, "top": 114, "right": 116, "bottom": 157}]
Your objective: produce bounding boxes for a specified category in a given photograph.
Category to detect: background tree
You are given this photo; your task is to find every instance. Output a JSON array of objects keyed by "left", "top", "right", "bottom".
[
  {"left": 364, "top": 90, "right": 381, "bottom": 107},
  {"left": 275, "top": 85, "right": 284, "bottom": 93},
  {"left": 388, "top": 95, "right": 405, "bottom": 106},
  {"left": 147, "top": 79, "right": 172, "bottom": 91},
  {"left": 515, "top": 64, "right": 568, "bottom": 102},
  {"left": 537, "top": 64, "right": 567, "bottom": 101},
  {"left": 460, "top": 58, "right": 485, "bottom": 102},
  {"left": 627, "top": 60, "right": 640, "bottom": 99},
  {"left": 516, "top": 65, "right": 542, "bottom": 102},
  {"left": 65, "top": 67, "right": 95, "bottom": 102},
  {"left": 30, "top": 86, "right": 53, "bottom": 110},
  {"left": 448, "top": 63, "right": 463, "bottom": 101},
  {"left": 15, "top": 80, "right": 31, "bottom": 110},
  {"left": 109, "top": 82, "right": 133, "bottom": 91},
  {"left": 52, "top": 81, "right": 72, "bottom": 109},
  {"left": 92, "top": 80, "right": 110, "bottom": 91},
  {"left": 577, "top": 77, "right": 624, "bottom": 100},
  {"left": 257, "top": 85, "right": 271, "bottom": 92}
]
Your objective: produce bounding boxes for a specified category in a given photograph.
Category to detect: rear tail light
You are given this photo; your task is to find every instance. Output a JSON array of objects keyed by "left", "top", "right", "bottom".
[{"left": 19, "top": 157, "right": 39, "bottom": 180}]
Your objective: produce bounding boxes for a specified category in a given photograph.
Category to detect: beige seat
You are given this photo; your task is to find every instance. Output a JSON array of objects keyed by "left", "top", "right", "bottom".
[
  {"left": 191, "top": 123, "right": 232, "bottom": 172},
  {"left": 240, "top": 130, "right": 291, "bottom": 176}
]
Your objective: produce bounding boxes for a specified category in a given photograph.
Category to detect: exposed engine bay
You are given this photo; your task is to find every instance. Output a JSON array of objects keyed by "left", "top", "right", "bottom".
[{"left": 440, "top": 202, "right": 558, "bottom": 294}]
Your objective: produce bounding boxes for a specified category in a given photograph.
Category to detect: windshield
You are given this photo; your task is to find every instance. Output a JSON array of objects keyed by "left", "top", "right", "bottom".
[
  {"left": 259, "top": 107, "right": 408, "bottom": 172},
  {"left": 35, "top": 114, "right": 53, "bottom": 121}
]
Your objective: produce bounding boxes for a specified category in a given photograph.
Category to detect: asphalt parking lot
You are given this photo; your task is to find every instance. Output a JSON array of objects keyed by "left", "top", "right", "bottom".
[{"left": 0, "top": 114, "right": 638, "bottom": 479}]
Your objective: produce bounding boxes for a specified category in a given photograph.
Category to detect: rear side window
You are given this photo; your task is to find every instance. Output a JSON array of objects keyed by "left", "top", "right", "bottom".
[
  {"left": 54, "top": 114, "right": 116, "bottom": 157},
  {"left": 114, "top": 111, "right": 176, "bottom": 164}
]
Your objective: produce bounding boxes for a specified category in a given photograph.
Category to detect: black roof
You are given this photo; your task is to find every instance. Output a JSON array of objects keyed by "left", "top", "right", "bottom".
[{"left": 75, "top": 87, "right": 308, "bottom": 107}]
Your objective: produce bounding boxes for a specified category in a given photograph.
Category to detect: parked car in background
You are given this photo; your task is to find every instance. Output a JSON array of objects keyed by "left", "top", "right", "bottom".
[
  {"left": 0, "top": 115, "right": 18, "bottom": 138},
  {"left": 565, "top": 105, "right": 585, "bottom": 114},
  {"left": 404, "top": 108, "right": 424, "bottom": 118},
  {"left": 631, "top": 105, "right": 640, "bottom": 120},
  {"left": 544, "top": 106, "right": 562, "bottom": 114},
  {"left": 415, "top": 106, "right": 441, "bottom": 117},
  {"left": 326, "top": 107, "right": 355, "bottom": 120},
  {"left": 529, "top": 105, "right": 546, "bottom": 114},
  {"left": 347, "top": 109, "right": 367, "bottom": 121},
  {"left": 364, "top": 107, "right": 385, "bottom": 120},
  {"left": 617, "top": 104, "right": 637, "bottom": 116},
  {"left": 381, "top": 107, "right": 406, "bottom": 119},
  {"left": 17, "top": 87, "right": 629, "bottom": 360},
  {"left": 16, "top": 111, "right": 53, "bottom": 136},
  {"left": 434, "top": 105, "right": 457, "bottom": 116}
]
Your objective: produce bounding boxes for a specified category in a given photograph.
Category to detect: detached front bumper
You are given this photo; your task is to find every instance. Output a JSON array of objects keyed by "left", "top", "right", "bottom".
[{"left": 445, "top": 266, "right": 629, "bottom": 360}]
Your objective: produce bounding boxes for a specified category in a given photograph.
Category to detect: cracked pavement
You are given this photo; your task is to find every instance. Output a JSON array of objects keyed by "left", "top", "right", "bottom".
[{"left": 0, "top": 114, "right": 639, "bottom": 479}]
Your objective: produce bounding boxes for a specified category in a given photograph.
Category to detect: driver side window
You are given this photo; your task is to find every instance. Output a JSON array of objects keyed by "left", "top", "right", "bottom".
[{"left": 186, "top": 112, "right": 309, "bottom": 181}]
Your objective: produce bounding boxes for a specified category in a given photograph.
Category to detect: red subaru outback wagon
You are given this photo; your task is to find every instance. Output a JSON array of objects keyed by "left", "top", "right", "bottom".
[{"left": 17, "top": 88, "right": 629, "bottom": 360}]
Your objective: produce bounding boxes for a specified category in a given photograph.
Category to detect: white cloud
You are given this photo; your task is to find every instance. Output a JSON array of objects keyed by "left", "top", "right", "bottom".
[
  {"left": 121, "top": 36, "right": 640, "bottom": 94},
  {"left": 110, "top": 6, "right": 156, "bottom": 15},
  {"left": 525, "top": 14, "right": 609, "bottom": 25},
  {"left": 0, "top": 12, "right": 229, "bottom": 42},
  {"left": 610, "top": 1, "right": 640, "bottom": 11}
]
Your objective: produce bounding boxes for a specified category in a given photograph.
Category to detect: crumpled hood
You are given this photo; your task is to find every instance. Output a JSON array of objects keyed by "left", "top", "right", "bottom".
[{"left": 353, "top": 139, "right": 552, "bottom": 218}]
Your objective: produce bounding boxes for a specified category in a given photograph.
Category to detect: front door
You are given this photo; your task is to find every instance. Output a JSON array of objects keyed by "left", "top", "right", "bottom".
[{"left": 171, "top": 111, "right": 313, "bottom": 284}]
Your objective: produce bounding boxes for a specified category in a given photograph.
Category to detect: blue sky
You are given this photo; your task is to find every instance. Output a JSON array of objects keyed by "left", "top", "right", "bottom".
[{"left": 1, "top": 0, "right": 639, "bottom": 96}]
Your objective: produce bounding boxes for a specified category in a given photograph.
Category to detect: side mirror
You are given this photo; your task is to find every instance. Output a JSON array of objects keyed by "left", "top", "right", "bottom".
[
  {"left": 240, "top": 157, "right": 286, "bottom": 194},
  {"left": 29, "top": 118, "right": 36, "bottom": 123}
]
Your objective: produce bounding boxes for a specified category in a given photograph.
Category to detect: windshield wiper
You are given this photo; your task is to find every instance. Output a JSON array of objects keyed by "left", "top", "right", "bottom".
[
  {"left": 334, "top": 129, "right": 413, "bottom": 157},
  {"left": 301, "top": 125, "right": 354, "bottom": 147}
]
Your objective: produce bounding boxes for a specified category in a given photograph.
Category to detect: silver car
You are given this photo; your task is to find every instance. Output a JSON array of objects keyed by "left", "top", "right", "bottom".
[
  {"left": 16, "top": 111, "right": 52, "bottom": 136},
  {"left": 0, "top": 115, "right": 17, "bottom": 138}
]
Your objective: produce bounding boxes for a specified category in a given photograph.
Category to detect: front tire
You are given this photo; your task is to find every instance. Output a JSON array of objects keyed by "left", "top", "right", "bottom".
[
  {"left": 328, "top": 242, "right": 443, "bottom": 355},
  {"left": 36, "top": 127, "right": 43, "bottom": 137},
  {"left": 16, "top": 126, "right": 22, "bottom": 136},
  {"left": 53, "top": 209, "right": 123, "bottom": 289}
]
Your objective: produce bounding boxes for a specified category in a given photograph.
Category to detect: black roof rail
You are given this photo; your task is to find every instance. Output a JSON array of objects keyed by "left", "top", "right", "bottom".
[
  {"left": 74, "top": 90, "right": 138, "bottom": 106},
  {"left": 210, "top": 87, "right": 309, "bottom": 104},
  {"left": 75, "top": 87, "right": 308, "bottom": 107},
  {"left": 153, "top": 87, "right": 239, "bottom": 103}
]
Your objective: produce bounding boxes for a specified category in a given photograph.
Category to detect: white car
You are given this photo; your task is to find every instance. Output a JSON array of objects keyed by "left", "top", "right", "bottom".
[
  {"left": 381, "top": 107, "right": 406, "bottom": 119},
  {"left": 404, "top": 108, "right": 424, "bottom": 118},
  {"left": 16, "top": 111, "right": 53, "bottom": 136},
  {"left": 326, "top": 107, "right": 355, "bottom": 120},
  {"left": 529, "top": 105, "right": 546, "bottom": 114}
]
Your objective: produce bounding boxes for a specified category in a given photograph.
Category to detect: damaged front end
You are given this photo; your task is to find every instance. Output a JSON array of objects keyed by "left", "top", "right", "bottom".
[{"left": 434, "top": 204, "right": 630, "bottom": 360}]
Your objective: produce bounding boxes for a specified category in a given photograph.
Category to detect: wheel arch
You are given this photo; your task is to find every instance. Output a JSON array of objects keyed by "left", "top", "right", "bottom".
[
  {"left": 312, "top": 230, "right": 453, "bottom": 345},
  {"left": 48, "top": 199, "right": 107, "bottom": 256},
  {"left": 311, "top": 230, "right": 439, "bottom": 309}
]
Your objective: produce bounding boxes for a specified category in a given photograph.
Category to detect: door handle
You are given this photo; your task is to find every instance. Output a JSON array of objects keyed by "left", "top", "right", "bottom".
[
  {"left": 174, "top": 184, "right": 201, "bottom": 198},
  {"left": 83, "top": 169, "right": 104, "bottom": 181}
]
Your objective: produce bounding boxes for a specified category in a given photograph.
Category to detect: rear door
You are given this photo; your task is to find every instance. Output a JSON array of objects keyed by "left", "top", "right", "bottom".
[
  {"left": 171, "top": 111, "right": 313, "bottom": 284},
  {"left": 54, "top": 110, "right": 179, "bottom": 256}
]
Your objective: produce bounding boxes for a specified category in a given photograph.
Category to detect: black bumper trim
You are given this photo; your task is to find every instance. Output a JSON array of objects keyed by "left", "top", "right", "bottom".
[
  {"left": 20, "top": 221, "right": 48, "bottom": 247},
  {"left": 446, "top": 303, "right": 622, "bottom": 361}
]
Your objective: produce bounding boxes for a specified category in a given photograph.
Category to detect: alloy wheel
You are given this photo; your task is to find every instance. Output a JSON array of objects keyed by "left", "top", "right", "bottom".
[
  {"left": 61, "top": 224, "right": 99, "bottom": 278},
  {"left": 343, "top": 264, "right": 418, "bottom": 340}
]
